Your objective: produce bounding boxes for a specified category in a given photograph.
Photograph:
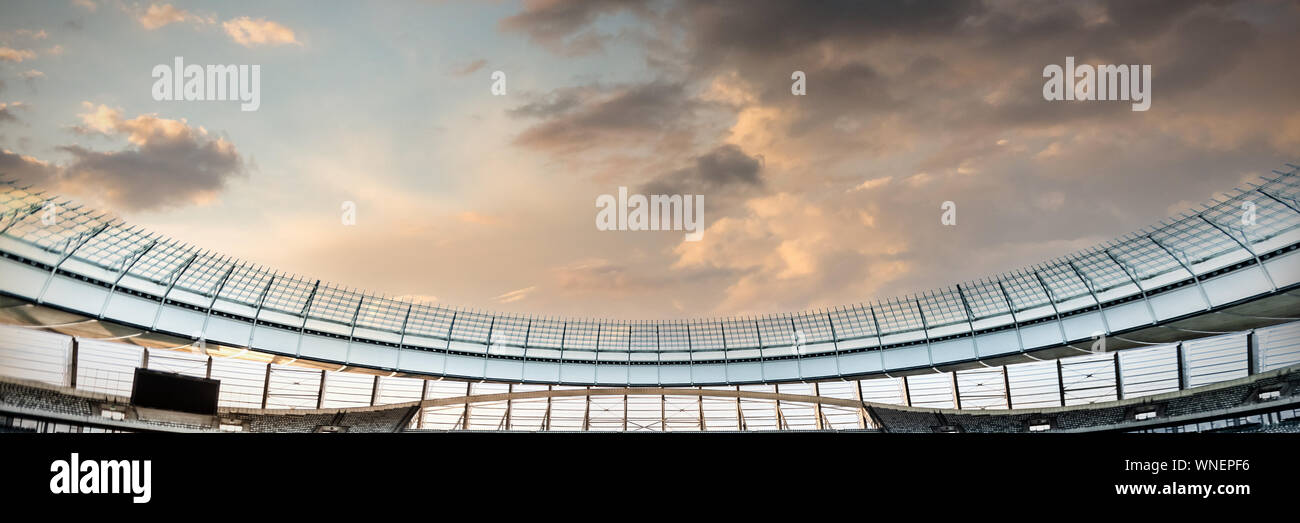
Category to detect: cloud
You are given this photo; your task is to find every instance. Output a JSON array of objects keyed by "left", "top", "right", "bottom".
[
  {"left": 640, "top": 143, "right": 764, "bottom": 197},
  {"left": 137, "top": 3, "right": 200, "bottom": 30},
  {"left": 510, "top": 82, "right": 701, "bottom": 153},
  {"left": 0, "top": 149, "right": 57, "bottom": 182},
  {"left": 493, "top": 286, "right": 537, "bottom": 304},
  {"left": 4, "top": 103, "right": 245, "bottom": 212},
  {"left": 848, "top": 176, "right": 893, "bottom": 193},
  {"left": 0, "top": 102, "right": 27, "bottom": 124},
  {"left": 222, "top": 17, "right": 300, "bottom": 47},
  {"left": 451, "top": 59, "right": 487, "bottom": 76},
  {"left": 0, "top": 47, "right": 37, "bottom": 63},
  {"left": 500, "top": 0, "right": 654, "bottom": 56},
  {"left": 19, "top": 70, "right": 44, "bottom": 80}
]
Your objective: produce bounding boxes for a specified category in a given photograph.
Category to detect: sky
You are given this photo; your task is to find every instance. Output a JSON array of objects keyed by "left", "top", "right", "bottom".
[{"left": 0, "top": 0, "right": 1297, "bottom": 321}]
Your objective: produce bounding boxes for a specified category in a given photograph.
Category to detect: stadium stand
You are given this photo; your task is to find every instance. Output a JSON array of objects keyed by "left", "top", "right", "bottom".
[{"left": 867, "top": 365, "right": 1300, "bottom": 433}]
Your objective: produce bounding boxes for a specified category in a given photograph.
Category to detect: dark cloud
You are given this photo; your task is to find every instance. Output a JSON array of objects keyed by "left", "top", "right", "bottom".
[
  {"left": 0, "top": 149, "right": 57, "bottom": 182},
  {"left": 0, "top": 102, "right": 21, "bottom": 124},
  {"left": 493, "top": 0, "right": 1300, "bottom": 314},
  {"left": 510, "top": 82, "right": 701, "bottom": 152},
  {"left": 641, "top": 144, "right": 763, "bottom": 196},
  {"left": 5, "top": 105, "right": 245, "bottom": 212},
  {"left": 500, "top": 0, "right": 653, "bottom": 55},
  {"left": 676, "top": 1, "right": 984, "bottom": 68}
]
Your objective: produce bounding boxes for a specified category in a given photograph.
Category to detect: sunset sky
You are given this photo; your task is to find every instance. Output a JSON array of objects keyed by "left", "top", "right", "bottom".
[{"left": 1, "top": 0, "right": 1298, "bottom": 320}]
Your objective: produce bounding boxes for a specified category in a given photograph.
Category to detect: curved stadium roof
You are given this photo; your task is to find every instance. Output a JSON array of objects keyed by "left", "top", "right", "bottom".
[{"left": 0, "top": 164, "right": 1297, "bottom": 386}]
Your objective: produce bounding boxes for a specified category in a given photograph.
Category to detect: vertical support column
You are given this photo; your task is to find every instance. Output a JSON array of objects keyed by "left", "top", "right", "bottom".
[
  {"left": 417, "top": 379, "right": 428, "bottom": 429},
  {"left": 697, "top": 387, "right": 706, "bottom": 431},
  {"left": 543, "top": 385, "right": 553, "bottom": 431},
  {"left": 140, "top": 348, "right": 149, "bottom": 370},
  {"left": 462, "top": 381, "right": 472, "bottom": 430},
  {"left": 582, "top": 386, "right": 592, "bottom": 431},
  {"left": 316, "top": 369, "right": 327, "bottom": 409},
  {"left": 369, "top": 375, "right": 381, "bottom": 407},
  {"left": 205, "top": 355, "right": 212, "bottom": 380},
  {"left": 1175, "top": 342, "right": 1187, "bottom": 390},
  {"left": 1001, "top": 366, "right": 1012, "bottom": 409},
  {"left": 950, "top": 372, "right": 962, "bottom": 410},
  {"left": 67, "top": 338, "right": 79, "bottom": 389},
  {"left": 1113, "top": 352, "right": 1125, "bottom": 400},
  {"left": 812, "top": 382, "right": 824, "bottom": 430},
  {"left": 660, "top": 394, "right": 666, "bottom": 432},
  {"left": 900, "top": 376, "right": 912, "bottom": 407},
  {"left": 622, "top": 393, "right": 627, "bottom": 432},
  {"left": 735, "top": 386, "right": 747, "bottom": 431},
  {"left": 505, "top": 384, "right": 514, "bottom": 431},
  {"left": 773, "top": 383, "right": 784, "bottom": 430},
  {"left": 1246, "top": 330, "right": 1258, "bottom": 376},
  {"left": 261, "top": 362, "right": 272, "bottom": 409},
  {"left": 853, "top": 380, "right": 868, "bottom": 430},
  {"left": 1056, "top": 359, "right": 1066, "bottom": 407}
]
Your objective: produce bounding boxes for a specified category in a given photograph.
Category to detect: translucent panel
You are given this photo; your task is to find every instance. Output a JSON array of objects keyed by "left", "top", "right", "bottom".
[
  {"left": 722, "top": 317, "right": 760, "bottom": 349},
  {"left": 217, "top": 265, "right": 275, "bottom": 305},
  {"left": 960, "top": 280, "right": 1012, "bottom": 318},
  {"left": 1006, "top": 360, "right": 1060, "bottom": 409},
  {"left": 527, "top": 318, "right": 566, "bottom": 349},
  {"left": 405, "top": 305, "right": 455, "bottom": 338},
  {"left": 756, "top": 316, "right": 792, "bottom": 346},
  {"left": 903, "top": 373, "right": 953, "bottom": 409},
  {"left": 260, "top": 276, "right": 316, "bottom": 316},
  {"left": 0, "top": 326, "right": 70, "bottom": 385},
  {"left": 1059, "top": 353, "right": 1117, "bottom": 405},
  {"left": 874, "top": 298, "right": 924, "bottom": 333},
  {"left": 74, "top": 340, "right": 141, "bottom": 396},
  {"left": 127, "top": 241, "right": 196, "bottom": 284},
  {"left": 489, "top": 314, "right": 530, "bottom": 347},
  {"left": 1117, "top": 344, "right": 1179, "bottom": 398},
  {"left": 1182, "top": 333, "right": 1248, "bottom": 387},
  {"left": 955, "top": 367, "right": 1008, "bottom": 409},
  {"left": 322, "top": 371, "right": 377, "bottom": 409},
  {"left": 1070, "top": 249, "right": 1135, "bottom": 292},
  {"left": 858, "top": 377, "right": 905, "bottom": 406},
  {"left": 144, "top": 349, "right": 207, "bottom": 378},
  {"left": 449, "top": 310, "right": 493, "bottom": 343},
  {"left": 829, "top": 305, "right": 877, "bottom": 340},
  {"left": 209, "top": 357, "right": 266, "bottom": 408},
  {"left": 918, "top": 288, "right": 969, "bottom": 328},
  {"left": 173, "top": 254, "right": 235, "bottom": 296},
  {"left": 1258, "top": 321, "right": 1300, "bottom": 371},
  {"left": 564, "top": 321, "right": 599, "bottom": 352},
  {"left": 375, "top": 375, "right": 423, "bottom": 405},
  {"left": 1000, "top": 271, "right": 1051, "bottom": 310},
  {"left": 1109, "top": 235, "right": 1181, "bottom": 281},
  {"left": 791, "top": 312, "right": 834, "bottom": 343},
  {"left": 1149, "top": 214, "right": 1238, "bottom": 267},
  {"left": 354, "top": 295, "right": 409, "bottom": 333},
  {"left": 1035, "top": 260, "right": 1091, "bottom": 302},
  {"left": 689, "top": 320, "right": 725, "bottom": 351},
  {"left": 305, "top": 285, "right": 363, "bottom": 324},
  {"left": 266, "top": 365, "right": 321, "bottom": 409}
]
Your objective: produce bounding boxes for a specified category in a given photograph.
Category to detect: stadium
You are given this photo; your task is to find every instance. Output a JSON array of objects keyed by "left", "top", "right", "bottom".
[{"left": 1, "top": 166, "right": 1297, "bottom": 434}]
